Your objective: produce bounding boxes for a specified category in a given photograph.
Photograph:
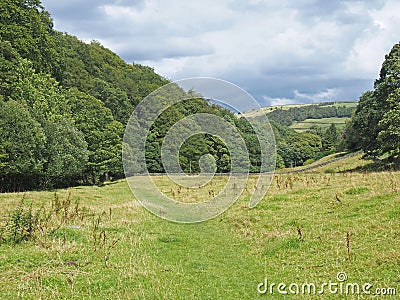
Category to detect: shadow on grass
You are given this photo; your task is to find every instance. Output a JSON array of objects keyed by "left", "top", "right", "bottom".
[{"left": 343, "top": 155, "right": 400, "bottom": 173}]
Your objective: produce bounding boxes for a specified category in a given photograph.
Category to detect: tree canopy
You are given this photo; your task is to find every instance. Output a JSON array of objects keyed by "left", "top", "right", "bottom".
[{"left": 345, "top": 42, "right": 400, "bottom": 157}]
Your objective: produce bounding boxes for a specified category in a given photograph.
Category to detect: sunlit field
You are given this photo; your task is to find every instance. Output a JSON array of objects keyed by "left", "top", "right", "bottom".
[
  {"left": 0, "top": 154, "right": 398, "bottom": 299},
  {"left": 290, "top": 117, "right": 349, "bottom": 132}
]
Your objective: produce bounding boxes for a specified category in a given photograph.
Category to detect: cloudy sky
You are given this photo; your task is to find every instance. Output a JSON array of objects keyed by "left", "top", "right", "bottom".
[{"left": 42, "top": 0, "right": 400, "bottom": 107}]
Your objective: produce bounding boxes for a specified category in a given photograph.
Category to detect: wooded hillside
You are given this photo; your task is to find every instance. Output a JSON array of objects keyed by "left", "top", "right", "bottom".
[{"left": 0, "top": 0, "right": 267, "bottom": 191}]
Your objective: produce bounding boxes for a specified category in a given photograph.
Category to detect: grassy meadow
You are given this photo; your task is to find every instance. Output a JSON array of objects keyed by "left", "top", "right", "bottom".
[
  {"left": 290, "top": 117, "right": 350, "bottom": 132},
  {"left": 0, "top": 154, "right": 399, "bottom": 299}
]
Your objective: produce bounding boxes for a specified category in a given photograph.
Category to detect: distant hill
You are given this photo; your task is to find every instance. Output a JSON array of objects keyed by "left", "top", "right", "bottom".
[
  {"left": 242, "top": 101, "right": 357, "bottom": 128},
  {"left": 290, "top": 117, "right": 348, "bottom": 132}
]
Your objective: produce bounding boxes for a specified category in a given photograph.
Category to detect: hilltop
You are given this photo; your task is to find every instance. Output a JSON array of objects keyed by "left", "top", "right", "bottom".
[{"left": 242, "top": 101, "right": 357, "bottom": 126}]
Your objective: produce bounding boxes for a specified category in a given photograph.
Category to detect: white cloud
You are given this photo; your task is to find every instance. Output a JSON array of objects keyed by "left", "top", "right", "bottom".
[
  {"left": 294, "top": 89, "right": 338, "bottom": 102},
  {"left": 264, "top": 88, "right": 338, "bottom": 106},
  {"left": 342, "top": 0, "right": 400, "bottom": 79},
  {"left": 263, "top": 96, "right": 296, "bottom": 107}
]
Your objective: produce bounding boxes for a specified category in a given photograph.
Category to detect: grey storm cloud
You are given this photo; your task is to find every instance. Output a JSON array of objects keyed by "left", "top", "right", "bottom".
[{"left": 42, "top": 0, "right": 400, "bottom": 107}]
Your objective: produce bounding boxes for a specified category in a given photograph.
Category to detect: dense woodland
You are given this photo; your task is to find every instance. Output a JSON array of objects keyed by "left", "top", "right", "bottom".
[
  {"left": 1, "top": 1, "right": 400, "bottom": 192},
  {"left": 0, "top": 0, "right": 170, "bottom": 191},
  {"left": 344, "top": 42, "right": 400, "bottom": 160},
  {"left": 0, "top": 0, "right": 268, "bottom": 191}
]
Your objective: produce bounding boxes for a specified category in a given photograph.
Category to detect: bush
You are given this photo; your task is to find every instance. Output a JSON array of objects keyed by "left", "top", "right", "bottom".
[
  {"left": 314, "top": 150, "right": 335, "bottom": 161},
  {"left": 0, "top": 197, "right": 48, "bottom": 244},
  {"left": 0, "top": 193, "right": 84, "bottom": 245},
  {"left": 303, "top": 158, "right": 315, "bottom": 165}
]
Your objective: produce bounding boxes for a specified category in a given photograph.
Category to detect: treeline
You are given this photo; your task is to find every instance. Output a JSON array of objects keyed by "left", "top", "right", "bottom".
[
  {"left": 139, "top": 96, "right": 270, "bottom": 174},
  {"left": 265, "top": 103, "right": 354, "bottom": 126},
  {"left": 0, "top": 40, "right": 125, "bottom": 190}
]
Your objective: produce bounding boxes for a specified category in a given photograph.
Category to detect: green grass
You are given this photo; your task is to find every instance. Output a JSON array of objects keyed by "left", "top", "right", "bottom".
[
  {"left": 0, "top": 154, "right": 399, "bottom": 299},
  {"left": 290, "top": 117, "right": 350, "bottom": 132}
]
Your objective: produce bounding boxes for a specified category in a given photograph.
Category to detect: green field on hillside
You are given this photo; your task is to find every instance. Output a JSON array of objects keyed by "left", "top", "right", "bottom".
[
  {"left": 290, "top": 117, "right": 350, "bottom": 132},
  {"left": 242, "top": 101, "right": 357, "bottom": 119},
  {"left": 0, "top": 154, "right": 398, "bottom": 299}
]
